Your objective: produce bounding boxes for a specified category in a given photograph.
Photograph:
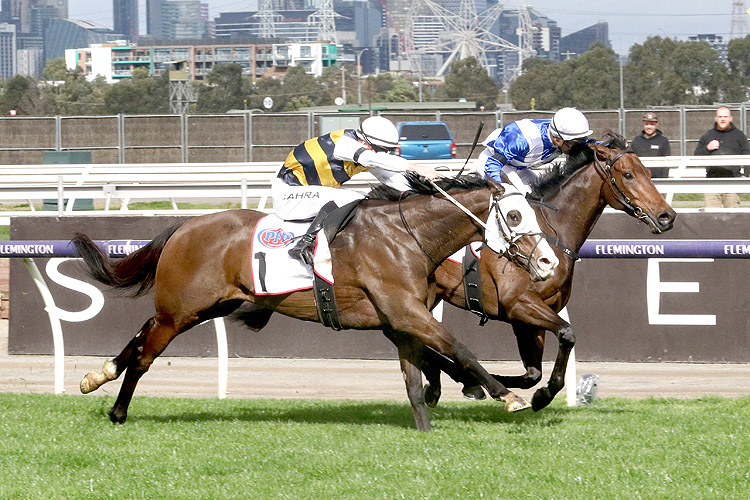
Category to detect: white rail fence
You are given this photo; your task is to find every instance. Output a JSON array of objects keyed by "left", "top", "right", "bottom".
[{"left": 0, "top": 156, "right": 749, "bottom": 223}]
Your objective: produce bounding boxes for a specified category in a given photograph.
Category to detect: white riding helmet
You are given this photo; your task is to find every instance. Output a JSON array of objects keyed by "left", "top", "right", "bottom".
[
  {"left": 357, "top": 116, "right": 399, "bottom": 151},
  {"left": 550, "top": 107, "right": 593, "bottom": 141}
]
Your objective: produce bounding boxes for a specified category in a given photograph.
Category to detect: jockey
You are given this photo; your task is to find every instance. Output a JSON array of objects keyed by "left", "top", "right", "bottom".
[
  {"left": 474, "top": 107, "right": 593, "bottom": 193},
  {"left": 273, "top": 115, "right": 436, "bottom": 264}
]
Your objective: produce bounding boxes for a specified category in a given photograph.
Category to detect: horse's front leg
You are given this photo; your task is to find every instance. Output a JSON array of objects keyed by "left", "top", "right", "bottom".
[
  {"left": 492, "top": 323, "right": 545, "bottom": 389},
  {"left": 383, "top": 298, "right": 530, "bottom": 413},
  {"left": 531, "top": 321, "right": 575, "bottom": 411}
]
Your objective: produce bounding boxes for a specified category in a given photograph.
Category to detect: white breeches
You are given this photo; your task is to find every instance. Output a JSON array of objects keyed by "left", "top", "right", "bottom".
[{"left": 271, "top": 177, "right": 366, "bottom": 220}]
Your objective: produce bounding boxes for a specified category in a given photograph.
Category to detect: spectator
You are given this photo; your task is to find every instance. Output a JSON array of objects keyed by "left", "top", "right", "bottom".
[
  {"left": 694, "top": 106, "right": 750, "bottom": 208},
  {"left": 631, "top": 112, "right": 671, "bottom": 178}
]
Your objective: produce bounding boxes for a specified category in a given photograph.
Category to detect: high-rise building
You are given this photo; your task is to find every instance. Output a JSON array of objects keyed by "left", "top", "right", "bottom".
[
  {"left": 162, "top": 0, "right": 208, "bottom": 40},
  {"left": 1, "top": 0, "right": 67, "bottom": 34},
  {"left": 559, "top": 21, "right": 610, "bottom": 59},
  {"left": 113, "top": 0, "right": 139, "bottom": 42},
  {"left": 147, "top": 0, "right": 165, "bottom": 39},
  {"left": 0, "top": 22, "right": 17, "bottom": 78},
  {"left": 44, "top": 18, "right": 125, "bottom": 60}
]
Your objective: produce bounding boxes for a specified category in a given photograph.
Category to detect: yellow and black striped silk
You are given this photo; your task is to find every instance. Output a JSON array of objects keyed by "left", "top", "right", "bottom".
[{"left": 277, "top": 129, "right": 368, "bottom": 187}]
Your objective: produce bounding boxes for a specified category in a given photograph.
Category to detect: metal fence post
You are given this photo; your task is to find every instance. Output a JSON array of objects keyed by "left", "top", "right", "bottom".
[
  {"left": 118, "top": 114, "right": 125, "bottom": 163},
  {"left": 55, "top": 115, "right": 62, "bottom": 152},
  {"left": 679, "top": 106, "right": 687, "bottom": 156}
]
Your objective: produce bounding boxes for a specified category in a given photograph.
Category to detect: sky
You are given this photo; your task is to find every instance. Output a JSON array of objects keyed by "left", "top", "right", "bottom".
[{"left": 67, "top": 0, "right": 740, "bottom": 56}]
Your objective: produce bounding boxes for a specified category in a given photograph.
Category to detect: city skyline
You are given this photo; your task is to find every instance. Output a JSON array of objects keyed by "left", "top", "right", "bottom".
[{"left": 65, "top": 0, "right": 738, "bottom": 55}]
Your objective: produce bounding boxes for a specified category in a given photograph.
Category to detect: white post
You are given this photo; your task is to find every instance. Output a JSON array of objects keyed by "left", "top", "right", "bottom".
[
  {"left": 559, "top": 306, "right": 577, "bottom": 407},
  {"left": 23, "top": 258, "right": 66, "bottom": 394},
  {"left": 213, "top": 318, "right": 228, "bottom": 399}
]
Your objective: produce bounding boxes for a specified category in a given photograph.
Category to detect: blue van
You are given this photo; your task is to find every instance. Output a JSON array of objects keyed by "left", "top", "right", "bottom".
[{"left": 396, "top": 121, "right": 456, "bottom": 160}]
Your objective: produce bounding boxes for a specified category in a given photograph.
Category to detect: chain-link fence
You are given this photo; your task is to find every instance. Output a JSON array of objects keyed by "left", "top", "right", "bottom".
[{"left": 1, "top": 105, "right": 748, "bottom": 164}]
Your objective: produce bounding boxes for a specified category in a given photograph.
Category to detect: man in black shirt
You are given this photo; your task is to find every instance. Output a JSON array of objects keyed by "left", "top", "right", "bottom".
[
  {"left": 694, "top": 106, "right": 750, "bottom": 208},
  {"left": 631, "top": 112, "right": 671, "bottom": 178}
]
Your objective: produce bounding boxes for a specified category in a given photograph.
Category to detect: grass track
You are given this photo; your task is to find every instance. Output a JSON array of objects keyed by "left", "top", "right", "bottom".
[{"left": 0, "top": 393, "right": 748, "bottom": 499}]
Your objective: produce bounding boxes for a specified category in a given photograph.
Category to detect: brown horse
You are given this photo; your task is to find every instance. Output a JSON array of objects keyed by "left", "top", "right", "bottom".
[
  {"left": 424, "top": 134, "right": 676, "bottom": 409},
  {"left": 73, "top": 174, "right": 559, "bottom": 431}
]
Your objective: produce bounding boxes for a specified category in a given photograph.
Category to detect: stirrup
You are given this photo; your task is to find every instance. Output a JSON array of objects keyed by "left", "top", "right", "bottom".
[{"left": 288, "top": 234, "right": 316, "bottom": 265}]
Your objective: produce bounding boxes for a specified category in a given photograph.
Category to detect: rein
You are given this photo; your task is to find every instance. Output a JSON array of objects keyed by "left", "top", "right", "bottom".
[{"left": 592, "top": 148, "right": 649, "bottom": 224}]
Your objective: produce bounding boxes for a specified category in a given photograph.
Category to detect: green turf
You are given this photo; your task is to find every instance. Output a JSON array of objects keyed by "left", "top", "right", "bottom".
[{"left": 0, "top": 393, "right": 747, "bottom": 499}]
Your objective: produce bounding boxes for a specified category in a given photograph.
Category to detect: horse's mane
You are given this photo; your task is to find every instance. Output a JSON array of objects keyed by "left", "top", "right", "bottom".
[
  {"left": 529, "top": 129, "right": 627, "bottom": 200},
  {"left": 367, "top": 172, "right": 490, "bottom": 201}
]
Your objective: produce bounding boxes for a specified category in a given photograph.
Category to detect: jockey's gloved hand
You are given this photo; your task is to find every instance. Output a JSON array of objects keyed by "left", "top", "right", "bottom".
[{"left": 408, "top": 163, "right": 438, "bottom": 180}]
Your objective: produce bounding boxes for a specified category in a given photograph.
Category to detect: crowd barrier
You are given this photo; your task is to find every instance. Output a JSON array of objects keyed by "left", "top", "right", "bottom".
[
  {"left": 6, "top": 238, "right": 750, "bottom": 405},
  {"left": 1, "top": 156, "right": 750, "bottom": 222}
]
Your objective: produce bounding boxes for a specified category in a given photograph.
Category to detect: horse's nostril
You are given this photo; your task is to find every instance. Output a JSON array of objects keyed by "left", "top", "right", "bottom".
[
  {"left": 658, "top": 212, "right": 674, "bottom": 226},
  {"left": 538, "top": 258, "right": 554, "bottom": 270}
]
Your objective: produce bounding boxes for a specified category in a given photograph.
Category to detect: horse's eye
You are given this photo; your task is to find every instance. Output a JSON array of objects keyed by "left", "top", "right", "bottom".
[
  {"left": 506, "top": 210, "right": 521, "bottom": 227},
  {"left": 622, "top": 171, "right": 634, "bottom": 180}
]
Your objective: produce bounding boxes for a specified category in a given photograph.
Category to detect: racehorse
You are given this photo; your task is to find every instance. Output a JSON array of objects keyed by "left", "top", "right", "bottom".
[
  {"left": 424, "top": 132, "right": 676, "bottom": 409},
  {"left": 73, "top": 174, "right": 559, "bottom": 431}
]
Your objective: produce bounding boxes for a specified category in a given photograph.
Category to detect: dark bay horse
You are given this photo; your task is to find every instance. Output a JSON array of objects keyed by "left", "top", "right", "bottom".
[
  {"left": 73, "top": 174, "right": 558, "bottom": 431},
  {"left": 426, "top": 135, "right": 676, "bottom": 409}
]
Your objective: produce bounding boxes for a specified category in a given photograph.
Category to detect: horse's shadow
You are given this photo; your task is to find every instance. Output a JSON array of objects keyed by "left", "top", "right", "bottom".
[{"left": 99, "top": 399, "right": 584, "bottom": 429}]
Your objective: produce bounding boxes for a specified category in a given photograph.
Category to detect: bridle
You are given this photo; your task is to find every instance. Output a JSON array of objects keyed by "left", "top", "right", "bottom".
[
  {"left": 491, "top": 190, "right": 544, "bottom": 269},
  {"left": 592, "top": 148, "right": 650, "bottom": 224},
  {"left": 398, "top": 184, "right": 544, "bottom": 270}
]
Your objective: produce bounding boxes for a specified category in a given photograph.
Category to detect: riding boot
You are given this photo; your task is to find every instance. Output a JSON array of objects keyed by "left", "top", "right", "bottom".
[{"left": 288, "top": 201, "right": 338, "bottom": 266}]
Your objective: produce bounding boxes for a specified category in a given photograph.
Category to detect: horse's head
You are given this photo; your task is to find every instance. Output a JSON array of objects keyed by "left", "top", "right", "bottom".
[
  {"left": 485, "top": 178, "right": 558, "bottom": 281},
  {"left": 590, "top": 132, "right": 676, "bottom": 234}
]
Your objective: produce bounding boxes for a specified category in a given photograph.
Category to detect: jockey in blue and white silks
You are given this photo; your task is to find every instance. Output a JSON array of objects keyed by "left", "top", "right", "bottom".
[{"left": 475, "top": 108, "right": 593, "bottom": 193}]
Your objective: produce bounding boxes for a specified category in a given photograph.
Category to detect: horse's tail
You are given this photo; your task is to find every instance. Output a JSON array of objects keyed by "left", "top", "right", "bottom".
[{"left": 71, "top": 222, "right": 185, "bottom": 297}]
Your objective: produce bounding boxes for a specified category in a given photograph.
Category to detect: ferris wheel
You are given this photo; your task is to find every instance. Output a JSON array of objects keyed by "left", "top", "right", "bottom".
[{"left": 404, "top": 0, "right": 537, "bottom": 80}]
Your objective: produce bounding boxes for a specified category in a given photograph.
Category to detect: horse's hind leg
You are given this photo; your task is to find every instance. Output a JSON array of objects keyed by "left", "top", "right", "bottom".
[
  {"left": 80, "top": 318, "right": 154, "bottom": 394},
  {"left": 385, "top": 328, "right": 431, "bottom": 431},
  {"left": 106, "top": 313, "right": 184, "bottom": 423}
]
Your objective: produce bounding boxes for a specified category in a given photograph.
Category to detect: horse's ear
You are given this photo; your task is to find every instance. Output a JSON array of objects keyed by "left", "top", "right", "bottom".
[
  {"left": 486, "top": 176, "right": 505, "bottom": 195},
  {"left": 591, "top": 143, "right": 609, "bottom": 161}
]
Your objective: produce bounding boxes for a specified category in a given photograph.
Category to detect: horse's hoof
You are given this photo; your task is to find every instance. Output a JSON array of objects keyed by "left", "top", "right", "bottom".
[
  {"left": 80, "top": 372, "right": 100, "bottom": 394},
  {"left": 502, "top": 393, "right": 532, "bottom": 412},
  {"left": 424, "top": 384, "right": 441, "bottom": 408},
  {"left": 109, "top": 409, "right": 127, "bottom": 424},
  {"left": 462, "top": 385, "right": 486, "bottom": 401},
  {"left": 531, "top": 388, "right": 552, "bottom": 411}
]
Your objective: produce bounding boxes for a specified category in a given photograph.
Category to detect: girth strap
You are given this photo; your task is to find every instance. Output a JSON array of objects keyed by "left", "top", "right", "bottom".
[
  {"left": 313, "top": 274, "right": 342, "bottom": 331},
  {"left": 462, "top": 246, "right": 489, "bottom": 326},
  {"left": 312, "top": 200, "right": 361, "bottom": 332}
]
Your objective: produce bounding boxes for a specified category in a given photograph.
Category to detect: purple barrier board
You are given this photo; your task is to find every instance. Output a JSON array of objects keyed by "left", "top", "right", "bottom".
[{"left": 2, "top": 239, "right": 750, "bottom": 259}]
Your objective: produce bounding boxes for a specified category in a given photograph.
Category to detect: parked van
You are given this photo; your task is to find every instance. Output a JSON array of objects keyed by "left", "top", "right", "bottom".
[{"left": 396, "top": 121, "right": 456, "bottom": 160}]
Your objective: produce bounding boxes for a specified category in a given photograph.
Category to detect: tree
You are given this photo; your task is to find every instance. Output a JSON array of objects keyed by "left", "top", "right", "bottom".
[
  {"left": 0, "top": 75, "right": 55, "bottom": 116},
  {"left": 725, "top": 35, "right": 750, "bottom": 102},
  {"left": 508, "top": 58, "right": 564, "bottom": 110},
  {"left": 566, "top": 44, "right": 620, "bottom": 108},
  {"left": 42, "top": 58, "right": 68, "bottom": 81},
  {"left": 624, "top": 37, "right": 727, "bottom": 107},
  {"left": 103, "top": 71, "right": 169, "bottom": 114},
  {"left": 195, "top": 63, "right": 250, "bottom": 113},
  {"left": 437, "top": 57, "right": 499, "bottom": 109},
  {"left": 246, "top": 76, "right": 283, "bottom": 111},
  {"left": 508, "top": 44, "right": 620, "bottom": 110},
  {"left": 281, "top": 65, "right": 325, "bottom": 107}
]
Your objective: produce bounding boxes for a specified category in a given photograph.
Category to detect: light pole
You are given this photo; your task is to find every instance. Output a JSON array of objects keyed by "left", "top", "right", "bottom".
[{"left": 357, "top": 48, "right": 370, "bottom": 106}]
